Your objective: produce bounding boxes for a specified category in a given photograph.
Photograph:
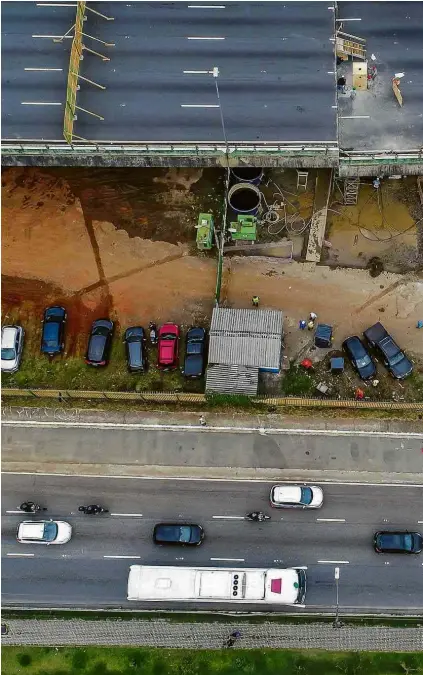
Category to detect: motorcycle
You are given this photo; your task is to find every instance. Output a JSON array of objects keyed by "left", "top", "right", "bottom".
[
  {"left": 19, "top": 502, "right": 46, "bottom": 513},
  {"left": 245, "top": 511, "right": 271, "bottom": 522},
  {"left": 149, "top": 322, "right": 158, "bottom": 345},
  {"left": 78, "top": 505, "right": 109, "bottom": 515}
]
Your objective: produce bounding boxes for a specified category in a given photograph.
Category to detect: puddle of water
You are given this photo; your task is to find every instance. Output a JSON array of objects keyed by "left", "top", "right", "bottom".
[{"left": 326, "top": 180, "right": 418, "bottom": 271}]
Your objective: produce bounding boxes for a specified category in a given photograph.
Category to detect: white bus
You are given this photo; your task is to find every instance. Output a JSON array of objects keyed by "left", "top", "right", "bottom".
[{"left": 127, "top": 565, "right": 306, "bottom": 605}]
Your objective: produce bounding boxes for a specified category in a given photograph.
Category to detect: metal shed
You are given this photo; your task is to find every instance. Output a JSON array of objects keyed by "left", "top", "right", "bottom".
[{"left": 208, "top": 308, "right": 283, "bottom": 372}]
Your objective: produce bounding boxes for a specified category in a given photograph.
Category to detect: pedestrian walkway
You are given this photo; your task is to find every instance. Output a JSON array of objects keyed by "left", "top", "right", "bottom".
[{"left": 3, "top": 619, "right": 423, "bottom": 651}]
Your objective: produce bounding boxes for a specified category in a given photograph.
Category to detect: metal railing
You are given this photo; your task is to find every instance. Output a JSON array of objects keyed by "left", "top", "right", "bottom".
[{"left": 2, "top": 388, "right": 421, "bottom": 410}]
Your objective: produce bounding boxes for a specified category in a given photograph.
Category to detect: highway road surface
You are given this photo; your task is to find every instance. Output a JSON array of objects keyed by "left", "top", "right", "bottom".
[
  {"left": 1, "top": 1, "right": 336, "bottom": 142},
  {"left": 2, "top": 474, "right": 423, "bottom": 612}
]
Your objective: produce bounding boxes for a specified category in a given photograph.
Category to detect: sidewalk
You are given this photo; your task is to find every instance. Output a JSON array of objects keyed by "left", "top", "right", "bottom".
[
  {"left": 3, "top": 619, "right": 423, "bottom": 651},
  {"left": 2, "top": 407, "right": 423, "bottom": 483}
]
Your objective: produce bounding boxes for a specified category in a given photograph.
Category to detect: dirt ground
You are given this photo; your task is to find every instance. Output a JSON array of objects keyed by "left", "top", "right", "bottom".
[{"left": 2, "top": 166, "right": 223, "bottom": 351}]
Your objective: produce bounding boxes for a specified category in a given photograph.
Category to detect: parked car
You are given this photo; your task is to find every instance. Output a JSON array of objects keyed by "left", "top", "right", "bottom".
[
  {"left": 363, "top": 322, "right": 413, "bottom": 379},
  {"left": 124, "top": 326, "right": 147, "bottom": 373},
  {"left": 1, "top": 325, "right": 24, "bottom": 373},
  {"left": 183, "top": 327, "right": 207, "bottom": 378},
  {"left": 85, "top": 319, "right": 114, "bottom": 367},
  {"left": 158, "top": 323, "right": 179, "bottom": 370},
  {"left": 342, "top": 335, "right": 376, "bottom": 380},
  {"left": 41, "top": 306, "right": 67, "bottom": 357},
  {"left": 17, "top": 520, "right": 72, "bottom": 545},
  {"left": 374, "top": 531, "right": 422, "bottom": 554},
  {"left": 153, "top": 523, "right": 204, "bottom": 546},
  {"left": 270, "top": 484, "right": 323, "bottom": 509}
]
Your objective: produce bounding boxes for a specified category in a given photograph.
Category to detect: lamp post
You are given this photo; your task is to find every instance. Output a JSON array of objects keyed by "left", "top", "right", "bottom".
[
  {"left": 211, "top": 66, "right": 229, "bottom": 166},
  {"left": 333, "top": 566, "right": 343, "bottom": 628}
]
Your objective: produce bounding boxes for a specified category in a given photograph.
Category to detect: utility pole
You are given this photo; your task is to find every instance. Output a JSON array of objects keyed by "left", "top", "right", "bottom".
[{"left": 211, "top": 66, "right": 229, "bottom": 167}]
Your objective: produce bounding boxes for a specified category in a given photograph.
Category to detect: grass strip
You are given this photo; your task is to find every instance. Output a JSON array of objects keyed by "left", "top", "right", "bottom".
[{"left": 2, "top": 646, "right": 423, "bottom": 675}]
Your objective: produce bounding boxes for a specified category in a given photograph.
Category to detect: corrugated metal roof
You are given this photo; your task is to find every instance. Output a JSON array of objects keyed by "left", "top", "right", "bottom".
[
  {"left": 206, "top": 364, "right": 259, "bottom": 396},
  {"left": 210, "top": 308, "right": 283, "bottom": 336},
  {"left": 208, "top": 307, "right": 283, "bottom": 370}
]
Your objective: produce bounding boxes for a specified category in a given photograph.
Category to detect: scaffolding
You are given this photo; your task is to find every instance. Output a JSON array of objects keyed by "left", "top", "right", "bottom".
[{"left": 343, "top": 177, "right": 360, "bottom": 205}]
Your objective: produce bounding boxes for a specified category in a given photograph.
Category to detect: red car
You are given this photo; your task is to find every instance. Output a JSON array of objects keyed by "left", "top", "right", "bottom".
[{"left": 158, "top": 323, "right": 179, "bottom": 370}]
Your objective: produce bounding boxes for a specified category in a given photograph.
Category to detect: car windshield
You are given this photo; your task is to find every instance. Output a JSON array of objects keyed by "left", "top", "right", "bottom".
[
  {"left": 93, "top": 326, "right": 110, "bottom": 337},
  {"left": 1, "top": 347, "right": 15, "bottom": 360},
  {"left": 43, "top": 522, "right": 58, "bottom": 542},
  {"left": 179, "top": 526, "right": 193, "bottom": 543},
  {"left": 356, "top": 354, "right": 371, "bottom": 368},
  {"left": 161, "top": 333, "right": 176, "bottom": 340},
  {"left": 389, "top": 351, "right": 405, "bottom": 366},
  {"left": 300, "top": 487, "right": 313, "bottom": 505}
]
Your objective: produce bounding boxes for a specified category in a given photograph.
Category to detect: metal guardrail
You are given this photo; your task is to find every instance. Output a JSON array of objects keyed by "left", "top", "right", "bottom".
[{"left": 2, "top": 388, "right": 421, "bottom": 410}]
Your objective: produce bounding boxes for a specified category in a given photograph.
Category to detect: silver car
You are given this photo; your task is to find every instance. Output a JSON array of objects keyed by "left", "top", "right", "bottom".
[
  {"left": 1, "top": 325, "right": 24, "bottom": 373},
  {"left": 270, "top": 484, "right": 324, "bottom": 509}
]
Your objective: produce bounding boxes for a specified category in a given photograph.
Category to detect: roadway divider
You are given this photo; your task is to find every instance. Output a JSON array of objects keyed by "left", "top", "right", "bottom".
[{"left": 2, "top": 388, "right": 422, "bottom": 410}]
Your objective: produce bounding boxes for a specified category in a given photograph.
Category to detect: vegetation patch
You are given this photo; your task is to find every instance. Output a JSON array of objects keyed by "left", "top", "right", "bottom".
[{"left": 2, "top": 647, "right": 423, "bottom": 675}]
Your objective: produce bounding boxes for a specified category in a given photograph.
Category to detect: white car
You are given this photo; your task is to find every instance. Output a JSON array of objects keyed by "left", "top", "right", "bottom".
[
  {"left": 270, "top": 484, "right": 323, "bottom": 509},
  {"left": 1, "top": 325, "right": 24, "bottom": 373},
  {"left": 17, "top": 520, "right": 72, "bottom": 545}
]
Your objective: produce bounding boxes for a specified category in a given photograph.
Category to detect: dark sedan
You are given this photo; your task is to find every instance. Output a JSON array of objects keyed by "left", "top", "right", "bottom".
[
  {"left": 183, "top": 327, "right": 207, "bottom": 378},
  {"left": 41, "top": 306, "right": 67, "bottom": 356},
  {"left": 374, "top": 531, "right": 423, "bottom": 554},
  {"left": 85, "top": 319, "right": 114, "bottom": 367},
  {"left": 153, "top": 523, "right": 204, "bottom": 546},
  {"left": 124, "top": 326, "right": 147, "bottom": 373},
  {"left": 342, "top": 335, "right": 376, "bottom": 380}
]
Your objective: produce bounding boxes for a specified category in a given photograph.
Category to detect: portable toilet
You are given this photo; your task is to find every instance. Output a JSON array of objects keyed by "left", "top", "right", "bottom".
[{"left": 196, "top": 213, "right": 214, "bottom": 250}]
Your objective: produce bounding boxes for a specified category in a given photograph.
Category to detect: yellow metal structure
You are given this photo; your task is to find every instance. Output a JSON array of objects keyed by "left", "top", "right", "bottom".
[{"left": 63, "top": 2, "right": 86, "bottom": 143}]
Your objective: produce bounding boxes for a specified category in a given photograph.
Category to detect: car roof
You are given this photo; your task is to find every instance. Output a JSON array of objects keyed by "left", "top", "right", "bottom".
[
  {"left": 45, "top": 306, "right": 65, "bottom": 318},
  {"left": 2, "top": 326, "right": 18, "bottom": 347},
  {"left": 125, "top": 326, "right": 144, "bottom": 338},
  {"left": 272, "top": 486, "right": 302, "bottom": 503},
  {"left": 19, "top": 522, "right": 45, "bottom": 540},
  {"left": 344, "top": 335, "right": 366, "bottom": 355},
  {"left": 93, "top": 318, "right": 113, "bottom": 329}
]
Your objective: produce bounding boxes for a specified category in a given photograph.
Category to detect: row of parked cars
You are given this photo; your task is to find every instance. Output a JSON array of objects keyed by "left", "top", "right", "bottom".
[
  {"left": 1, "top": 307, "right": 208, "bottom": 378},
  {"left": 342, "top": 322, "right": 413, "bottom": 381}
]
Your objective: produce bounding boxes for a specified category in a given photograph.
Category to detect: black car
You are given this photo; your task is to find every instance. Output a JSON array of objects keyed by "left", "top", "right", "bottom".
[
  {"left": 41, "top": 306, "right": 67, "bottom": 356},
  {"left": 183, "top": 327, "right": 207, "bottom": 378},
  {"left": 124, "top": 326, "right": 147, "bottom": 373},
  {"left": 374, "top": 531, "right": 423, "bottom": 554},
  {"left": 153, "top": 523, "right": 204, "bottom": 546},
  {"left": 342, "top": 335, "right": 376, "bottom": 380},
  {"left": 85, "top": 319, "right": 114, "bottom": 367},
  {"left": 364, "top": 322, "right": 413, "bottom": 380}
]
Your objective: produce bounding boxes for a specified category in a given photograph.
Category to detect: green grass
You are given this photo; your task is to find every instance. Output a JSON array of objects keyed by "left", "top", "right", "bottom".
[
  {"left": 2, "top": 647, "right": 423, "bottom": 675},
  {"left": 280, "top": 366, "right": 314, "bottom": 397}
]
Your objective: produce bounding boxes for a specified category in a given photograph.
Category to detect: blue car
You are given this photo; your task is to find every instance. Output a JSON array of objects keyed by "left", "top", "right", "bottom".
[{"left": 41, "top": 306, "right": 67, "bottom": 357}]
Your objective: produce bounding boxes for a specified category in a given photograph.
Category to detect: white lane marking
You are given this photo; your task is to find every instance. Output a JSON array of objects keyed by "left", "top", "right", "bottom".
[
  {"left": 335, "top": 17, "right": 362, "bottom": 21},
  {"left": 110, "top": 513, "right": 143, "bottom": 517},
  {"left": 187, "top": 36, "right": 225, "bottom": 40},
  {"left": 213, "top": 515, "right": 245, "bottom": 520},
  {"left": 24, "top": 68, "right": 64, "bottom": 72},
  {"left": 37, "top": 3, "right": 77, "bottom": 5},
  {"left": 316, "top": 518, "right": 346, "bottom": 523},
  {"left": 339, "top": 116, "right": 371, "bottom": 119},
  {"left": 210, "top": 557, "right": 245, "bottom": 562},
  {"left": 4, "top": 471, "right": 423, "bottom": 488},
  {"left": 32, "top": 34, "right": 73, "bottom": 38},
  {"left": 104, "top": 555, "right": 141, "bottom": 559},
  {"left": 21, "top": 102, "right": 62, "bottom": 105},
  {"left": 5, "top": 420, "right": 421, "bottom": 439},
  {"left": 318, "top": 560, "right": 349, "bottom": 564},
  {"left": 181, "top": 104, "right": 219, "bottom": 108},
  {"left": 183, "top": 70, "right": 210, "bottom": 74},
  {"left": 188, "top": 5, "right": 225, "bottom": 8},
  {"left": 7, "top": 553, "right": 35, "bottom": 557},
  {"left": 6, "top": 510, "right": 25, "bottom": 514},
  {"left": 418, "top": 521, "right": 423, "bottom": 524}
]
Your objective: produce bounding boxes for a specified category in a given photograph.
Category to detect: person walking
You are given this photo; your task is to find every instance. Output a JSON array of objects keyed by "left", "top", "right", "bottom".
[
  {"left": 251, "top": 296, "right": 260, "bottom": 308},
  {"left": 225, "top": 630, "right": 241, "bottom": 648}
]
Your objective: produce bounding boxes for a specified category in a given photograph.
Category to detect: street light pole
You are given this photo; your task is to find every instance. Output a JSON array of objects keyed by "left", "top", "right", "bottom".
[
  {"left": 333, "top": 566, "right": 342, "bottom": 628},
  {"left": 211, "top": 66, "right": 229, "bottom": 166}
]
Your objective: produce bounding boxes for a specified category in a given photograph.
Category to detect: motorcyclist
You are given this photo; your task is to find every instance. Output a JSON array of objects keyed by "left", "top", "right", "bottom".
[
  {"left": 79, "top": 505, "right": 104, "bottom": 515},
  {"left": 246, "top": 511, "right": 267, "bottom": 522},
  {"left": 20, "top": 502, "right": 37, "bottom": 513}
]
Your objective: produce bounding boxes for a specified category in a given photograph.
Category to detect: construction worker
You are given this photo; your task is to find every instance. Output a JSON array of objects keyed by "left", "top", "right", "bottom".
[
  {"left": 307, "top": 319, "right": 315, "bottom": 331},
  {"left": 252, "top": 296, "right": 260, "bottom": 308}
]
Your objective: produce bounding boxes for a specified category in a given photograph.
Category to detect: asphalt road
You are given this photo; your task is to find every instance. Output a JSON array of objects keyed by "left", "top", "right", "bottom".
[
  {"left": 2, "top": 474, "right": 422, "bottom": 612},
  {"left": 1, "top": 1, "right": 336, "bottom": 142}
]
